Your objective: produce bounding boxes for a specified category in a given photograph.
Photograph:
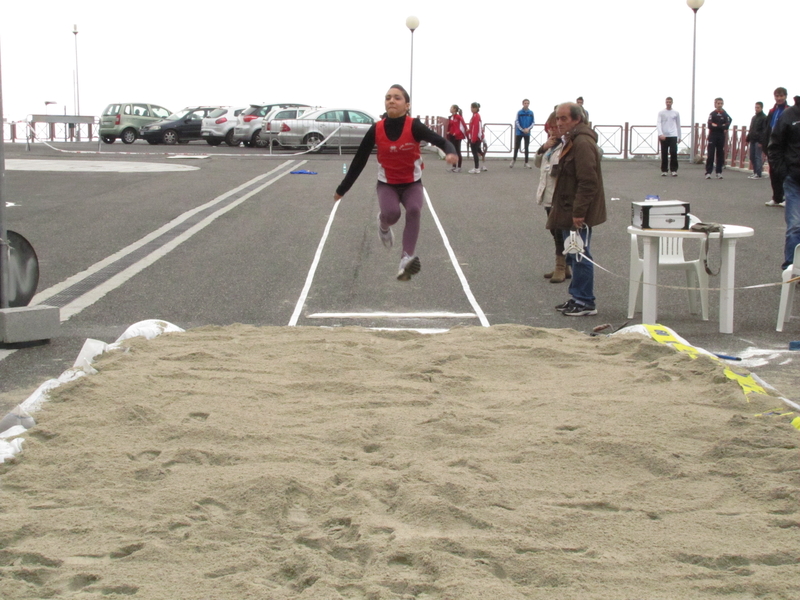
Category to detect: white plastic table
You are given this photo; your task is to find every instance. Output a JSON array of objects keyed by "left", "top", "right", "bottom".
[{"left": 627, "top": 225, "right": 755, "bottom": 333}]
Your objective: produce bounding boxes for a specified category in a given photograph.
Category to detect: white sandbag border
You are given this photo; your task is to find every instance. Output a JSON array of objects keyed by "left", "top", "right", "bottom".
[{"left": 0, "top": 319, "right": 184, "bottom": 463}]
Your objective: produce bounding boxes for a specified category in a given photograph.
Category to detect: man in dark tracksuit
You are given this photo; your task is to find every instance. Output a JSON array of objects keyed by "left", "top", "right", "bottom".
[
  {"left": 764, "top": 87, "right": 789, "bottom": 206},
  {"left": 705, "top": 98, "right": 732, "bottom": 179},
  {"left": 767, "top": 95, "right": 800, "bottom": 270}
]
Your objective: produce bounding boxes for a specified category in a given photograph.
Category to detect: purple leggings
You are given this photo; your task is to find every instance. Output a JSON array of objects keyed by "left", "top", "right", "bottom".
[{"left": 377, "top": 180, "right": 424, "bottom": 256}]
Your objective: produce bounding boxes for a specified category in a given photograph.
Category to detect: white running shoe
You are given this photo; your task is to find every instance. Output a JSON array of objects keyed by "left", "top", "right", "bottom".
[
  {"left": 481, "top": 165, "right": 488, "bottom": 171},
  {"left": 509, "top": 160, "right": 515, "bottom": 168},
  {"left": 765, "top": 199, "right": 784, "bottom": 207},
  {"left": 468, "top": 168, "right": 480, "bottom": 174},
  {"left": 524, "top": 163, "right": 531, "bottom": 169},
  {"left": 377, "top": 214, "right": 393, "bottom": 248},
  {"left": 453, "top": 167, "right": 461, "bottom": 173},
  {"left": 670, "top": 171, "right": 678, "bottom": 177},
  {"left": 397, "top": 255, "right": 421, "bottom": 281}
]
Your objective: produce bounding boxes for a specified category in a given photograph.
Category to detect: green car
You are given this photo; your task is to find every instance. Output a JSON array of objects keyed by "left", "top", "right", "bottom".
[{"left": 99, "top": 102, "right": 171, "bottom": 144}]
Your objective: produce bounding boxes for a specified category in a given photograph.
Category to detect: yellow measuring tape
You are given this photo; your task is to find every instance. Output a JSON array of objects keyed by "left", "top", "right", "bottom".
[{"left": 641, "top": 324, "right": 799, "bottom": 431}]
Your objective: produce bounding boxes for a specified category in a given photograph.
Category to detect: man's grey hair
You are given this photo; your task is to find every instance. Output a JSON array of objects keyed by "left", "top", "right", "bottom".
[{"left": 558, "top": 102, "right": 586, "bottom": 123}]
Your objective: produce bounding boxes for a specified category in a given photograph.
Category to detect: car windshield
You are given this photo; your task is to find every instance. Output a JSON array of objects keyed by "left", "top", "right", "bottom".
[{"left": 166, "top": 109, "right": 194, "bottom": 120}]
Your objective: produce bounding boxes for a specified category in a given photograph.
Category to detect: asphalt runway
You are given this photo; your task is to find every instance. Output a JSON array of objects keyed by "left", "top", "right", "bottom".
[{"left": 1, "top": 140, "right": 796, "bottom": 415}]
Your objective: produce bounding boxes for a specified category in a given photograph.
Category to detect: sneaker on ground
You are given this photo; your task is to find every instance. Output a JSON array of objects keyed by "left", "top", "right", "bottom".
[
  {"left": 670, "top": 172, "right": 678, "bottom": 177},
  {"left": 555, "top": 299, "right": 577, "bottom": 312},
  {"left": 453, "top": 167, "right": 461, "bottom": 173},
  {"left": 468, "top": 168, "right": 480, "bottom": 174},
  {"left": 397, "top": 255, "right": 421, "bottom": 281},
  {"left": 509, "top": 160, "right": 515, "bottom": 168},
  {"left": 715, "top": 173, "right": 723, "bottom": 179},
  {"left": 765, "top": 199, "right": 784, "bottom": 207},
  {"left": 481, "top": 165, "right": 488, "bottom": 171},
  {"left": 748, "top": 174, "right": 761, "bottom": 179},
  {"left": 661, "top": 172, "right": 668, "bottom": 177},
  {"left": 524, "top": 163, "right": 531, "bottom": 169},
  {"left": 377, "top": 214, "right": 393, "bottom": 248},
  {"left": 705, "top": 173, "right": 711, "bottom": 179},
  {"left": 562, "top": 303, "right": 598, "bottom": 317}
]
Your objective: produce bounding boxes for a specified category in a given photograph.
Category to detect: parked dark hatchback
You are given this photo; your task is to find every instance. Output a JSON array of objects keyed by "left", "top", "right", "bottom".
[{"left": 139, "top": 106, "right": 220, "bottom": 145}]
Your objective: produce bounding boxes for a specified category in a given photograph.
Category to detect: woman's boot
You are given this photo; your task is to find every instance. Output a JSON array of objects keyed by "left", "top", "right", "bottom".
[{"left": 550, "top": 256, "right": 567, "bottom": 283}]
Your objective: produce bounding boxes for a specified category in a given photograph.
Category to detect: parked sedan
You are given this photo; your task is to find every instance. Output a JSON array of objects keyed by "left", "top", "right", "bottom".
[
  {"left": 139, "top": 106, "right": 221, "bottom": 145},
  {"left": 261, "top": 105, "right": 317, "bottom": 147},
  {"left": 274, "top": 108, "right": 377, "bottom": 151},
  {"left": 230, "top": 103, "right": 309, "bottom": 148},
  {"left": 201, "top": 106, "right": 247, "bottom": 146}
]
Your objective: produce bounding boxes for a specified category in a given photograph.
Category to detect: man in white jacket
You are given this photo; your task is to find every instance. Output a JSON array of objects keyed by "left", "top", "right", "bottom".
[{"left": 657, "top": 97, "right": 681, "bottom": 177}]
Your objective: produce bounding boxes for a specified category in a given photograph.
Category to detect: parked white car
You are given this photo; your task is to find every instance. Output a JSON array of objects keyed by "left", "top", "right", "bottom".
[
  {"left": 261, "top": 105, "right": 318, "bottom": 147},
  {"left": 201, "top": 106, "right": 247, "bottom": 146},
  {"left": 273, "top": 107, "right": 377, "bottom": 151},
  {"left": 231, "top": 103, "right": 309, "bottom": 148}
]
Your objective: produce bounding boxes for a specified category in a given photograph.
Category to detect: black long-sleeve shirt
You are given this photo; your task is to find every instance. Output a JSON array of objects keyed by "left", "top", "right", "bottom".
[{"left": 336, "top": 115, "right": 456, "bottom": 197}]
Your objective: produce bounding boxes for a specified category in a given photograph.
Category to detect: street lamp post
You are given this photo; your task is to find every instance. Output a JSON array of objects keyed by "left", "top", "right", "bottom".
[
  {"left": 72, "top": 24, "right": 80, "bottom": 116},
  {"left": 44, "top": 101, "right": 56, "bottom": 115},
  {"left": 406, "top": 16, "right": 419, "bottom": 115},
  {"left": 687, "top": 0, "right": 704, "bottom": 161},
  {"left": 73, "top": 24, "right": 80, "bottom": 141}
]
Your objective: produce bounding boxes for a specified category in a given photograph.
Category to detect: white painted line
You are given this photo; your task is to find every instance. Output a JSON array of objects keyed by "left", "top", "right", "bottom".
[
  {"left": 308, "top": 312, "right": 477, "bottom": 319},
  {"left": 288, "top": 200, "right": 340, "bottom": 326},
  {"left": 368, "top": 328, "right": 449, "bottom": 334},
  {"left": 423, "top": 187, "right": 490, "bottom": 327},
  {"left": 31, "top": 160, "right": 301, "bottom": 307},
  {"left": 57, "top": 160, "right": 305, "bottom": 322},
  {"left": 5, "top": 159, "right": 199, "bottom": 172}
]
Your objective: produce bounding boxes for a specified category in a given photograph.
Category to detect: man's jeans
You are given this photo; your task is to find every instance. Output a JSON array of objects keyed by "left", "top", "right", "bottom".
[
  {"left": 660, "top": 137, "right": 678, "bottom": 173},
  {"left": 562, "top": 226, "right": 595, "bottom": 307},
  {"left": 749, "top": 141, "right": 764, "bottom": 176},
  {"left": 783, "top": 175, "right": 800, "bottom": 270}
]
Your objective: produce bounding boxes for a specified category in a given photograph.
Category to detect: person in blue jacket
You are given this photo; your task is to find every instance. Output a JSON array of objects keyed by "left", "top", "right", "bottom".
[{"left": 510, "top": 99, "right": 535, "bottom": 168}]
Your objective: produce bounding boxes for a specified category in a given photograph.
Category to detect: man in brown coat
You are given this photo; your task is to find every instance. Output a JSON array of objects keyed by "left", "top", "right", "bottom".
[{"left": 546, "top": 102, "right": 607, "bottom": 316}]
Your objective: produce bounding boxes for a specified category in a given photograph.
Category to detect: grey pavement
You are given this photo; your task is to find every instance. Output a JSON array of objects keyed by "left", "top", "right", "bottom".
[{"left": 1, "top": 141, "right": 796, "bottom": 416}]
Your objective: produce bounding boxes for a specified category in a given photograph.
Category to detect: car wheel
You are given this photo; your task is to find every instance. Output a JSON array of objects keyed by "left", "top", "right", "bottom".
[
  {"left": 121, "top": 128, "right": 137, "bottom": 144},
  {"left": 146, "top": 139, "right": 159, "bottom": 145},
  {"left": 101, "top": 135, "right": 116, "bottom": 144},
  {"left": 305, "top": 133, "right": 324, "bottom": 152},
  {"left": 224, "top": 129, "right": 238, "bottom": 147},
  {"left": 206, "top": 139, "right": 222, "bottom": 146},
  {"left": 162, "top": 129, "right": 178, "bottom": 145},
  {"left": 252, "top": 131, "right": 268, "bottom": 148}
]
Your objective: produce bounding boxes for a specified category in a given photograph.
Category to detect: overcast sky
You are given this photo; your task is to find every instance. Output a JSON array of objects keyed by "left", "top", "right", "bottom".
[{"left": 1, "top": 0, "right": 795, "bottom": 129}]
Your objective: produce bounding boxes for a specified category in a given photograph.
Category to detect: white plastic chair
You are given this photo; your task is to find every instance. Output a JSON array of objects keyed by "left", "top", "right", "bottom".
[
  {"left": 628, "top": 234, "right": 709, "bottom": 320},
  {"left": 776, "top": 244, "right": 800, "bottom": 332}
]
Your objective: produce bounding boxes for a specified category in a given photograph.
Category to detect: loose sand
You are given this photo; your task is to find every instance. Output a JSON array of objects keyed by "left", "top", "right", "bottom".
[{"left": 0, "top": 324, "right": 798, "bottom": 599}]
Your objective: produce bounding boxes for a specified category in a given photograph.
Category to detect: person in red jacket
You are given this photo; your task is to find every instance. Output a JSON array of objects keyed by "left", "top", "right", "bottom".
[
  {"left": 335, "top": 84, "right": 458, "bottom": 281},
  {"left": 467, "top": 102, "right": 484, "bottom": 174},
  {"left": 446, "top": 104, "right": 467, "bottom": 172}
]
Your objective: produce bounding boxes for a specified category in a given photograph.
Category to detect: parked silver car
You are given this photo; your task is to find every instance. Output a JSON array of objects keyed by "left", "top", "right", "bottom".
[
  {"left": 260, "top": 105, "right": 317, "bottom": 147},
  {"left": 231, "top": 103, "right": 310, "bottom": 148},
  {"left": 274, "top": 108, "right": 377, "bottom": 151},
  {"left": 201, "top": 106, "right": 247, "bottom": 146}
]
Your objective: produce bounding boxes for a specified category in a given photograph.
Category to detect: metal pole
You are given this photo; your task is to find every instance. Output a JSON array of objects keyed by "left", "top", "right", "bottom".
[
  {"left": 0, "top": 40, "right": 9, "bottom": 308},
  {"left": 409, "top": 29, "right": 414, "bottom": 113},
  {"left": 690, "top": 8, "right": 698, "bottom": 161},
  {"left": 73, "top": 25, "right": 80, "bottom": 116}
]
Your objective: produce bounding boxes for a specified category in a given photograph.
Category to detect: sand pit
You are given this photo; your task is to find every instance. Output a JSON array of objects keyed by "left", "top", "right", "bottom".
[{"left": 0, "top": 324, "right": 798, "bottom": 599}]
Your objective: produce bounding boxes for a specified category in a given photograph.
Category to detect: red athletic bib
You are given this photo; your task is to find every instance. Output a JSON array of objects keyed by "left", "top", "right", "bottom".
[{"left": 376, "top": 117, "right": 422, "bottom": 185}]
